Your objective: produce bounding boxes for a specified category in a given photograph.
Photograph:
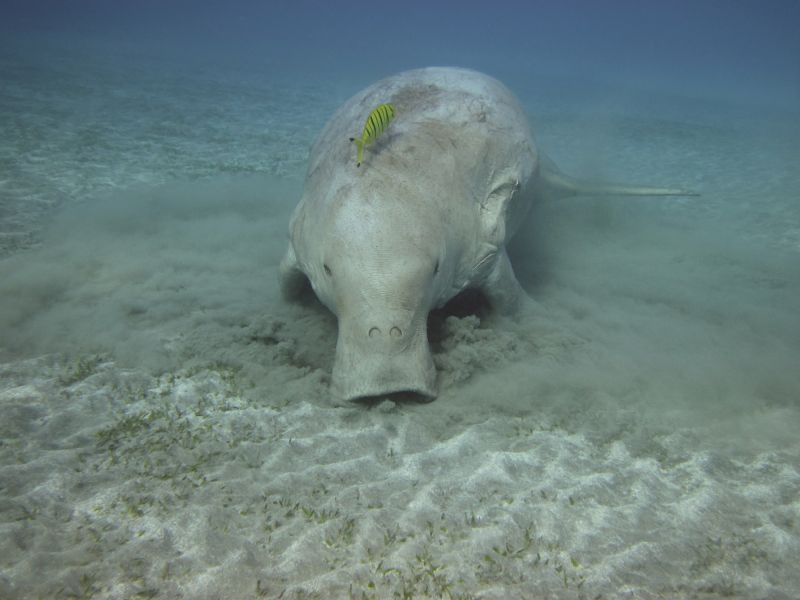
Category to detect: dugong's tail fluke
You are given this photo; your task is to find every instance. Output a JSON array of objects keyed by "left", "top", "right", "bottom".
[{"left": 538, "top": 155, "right": 699, "bottom": 199}]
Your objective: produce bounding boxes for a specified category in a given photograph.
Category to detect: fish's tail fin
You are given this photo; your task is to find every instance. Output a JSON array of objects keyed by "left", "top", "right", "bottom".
[
  {"left": 538, "top": 155, "right": 699, "bottom": 199},
  {"left": 349, "top": 137, "right": 364, "bottom": 167}
]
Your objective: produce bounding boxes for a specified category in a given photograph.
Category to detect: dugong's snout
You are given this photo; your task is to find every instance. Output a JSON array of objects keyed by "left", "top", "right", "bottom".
[{"left": 332, "top": 311, "right": 437, "bottom": 401}]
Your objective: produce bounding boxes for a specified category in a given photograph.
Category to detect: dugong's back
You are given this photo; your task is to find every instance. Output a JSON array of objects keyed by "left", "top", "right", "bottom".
[{"left": 300, "top": 67, "right": 537, "bottom": 213}]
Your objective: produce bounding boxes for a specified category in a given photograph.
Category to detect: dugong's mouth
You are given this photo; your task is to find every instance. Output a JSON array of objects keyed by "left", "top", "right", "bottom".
[
  {"left": 334, "top": 376, "right": 438, "bottom": 403},
  {"left": 331, "top": 349, "right": 438, "bottom": 402},
  {"left": 331, "top": 314, "right": 437, "bottom": 402}
]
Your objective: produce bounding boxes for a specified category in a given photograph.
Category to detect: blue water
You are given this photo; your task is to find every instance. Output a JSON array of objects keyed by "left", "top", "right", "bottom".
[
  {"left": 3, "top": 0, "right": 800, "bottom": 106},
  {"left": 1, "top": 2, "right": 798, "bottom": 598}
]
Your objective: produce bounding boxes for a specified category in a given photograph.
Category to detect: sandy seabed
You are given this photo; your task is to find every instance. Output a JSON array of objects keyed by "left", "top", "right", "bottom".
[{"left": 1, "top": 43, "right": 799, "bottom": 600}]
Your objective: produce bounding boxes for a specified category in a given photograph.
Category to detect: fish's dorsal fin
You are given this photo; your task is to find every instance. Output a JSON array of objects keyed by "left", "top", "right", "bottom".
[{"left": 538, "top": 154, "right": 699, "bottom": 199}]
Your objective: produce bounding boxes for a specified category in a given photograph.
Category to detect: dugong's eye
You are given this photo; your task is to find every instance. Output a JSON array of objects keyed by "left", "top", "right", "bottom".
[
  {"left": 323, "top": 263, "right": 332, "bottom": 276},
  {"left": 433, "top": 260, "right": 440, "bottom": 275}
]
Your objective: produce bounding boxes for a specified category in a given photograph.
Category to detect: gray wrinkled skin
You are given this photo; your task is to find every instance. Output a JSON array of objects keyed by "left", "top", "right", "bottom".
[{"left": 280, "top": 68, "right": 537, "bottom": 401}]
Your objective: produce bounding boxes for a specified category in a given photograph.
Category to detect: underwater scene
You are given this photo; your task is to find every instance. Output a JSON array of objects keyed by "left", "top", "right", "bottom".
[{"left": 1, "top": 1, "right": 799, "bottom": 598}]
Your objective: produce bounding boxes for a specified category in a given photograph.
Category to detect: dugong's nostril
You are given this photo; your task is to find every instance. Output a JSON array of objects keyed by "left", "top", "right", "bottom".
[{"left": 368, "top": 326, "right": 402, "bottom": 339}]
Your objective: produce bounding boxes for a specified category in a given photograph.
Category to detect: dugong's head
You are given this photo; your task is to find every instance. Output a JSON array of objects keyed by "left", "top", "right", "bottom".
[{"left": 295, "top": 185, "right": 462, "bottom": 401}]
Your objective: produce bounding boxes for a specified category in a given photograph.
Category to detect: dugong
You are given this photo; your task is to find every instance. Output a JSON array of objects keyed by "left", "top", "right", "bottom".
[{"left": 280, "top": 67, "right": 693, "bottom": 402}]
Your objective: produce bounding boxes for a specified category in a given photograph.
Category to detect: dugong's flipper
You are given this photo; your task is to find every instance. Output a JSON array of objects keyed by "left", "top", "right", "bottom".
[
  {"left": 279, "top": 246, "right": 307, "bottom": 300},
  {"left": 481, "top": 250, "right": 525, "bottom": 314}
]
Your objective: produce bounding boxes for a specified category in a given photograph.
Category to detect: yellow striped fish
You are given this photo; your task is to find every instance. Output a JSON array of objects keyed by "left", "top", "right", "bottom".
[{"left": 349, "top": 103, "right": 396, "bottom": 167}]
